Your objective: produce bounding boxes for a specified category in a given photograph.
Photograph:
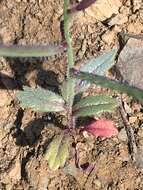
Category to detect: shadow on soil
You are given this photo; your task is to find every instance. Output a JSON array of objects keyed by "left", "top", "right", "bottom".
[
  {"left": 12, "top": 109, "right": 65, "bottom": 147},
  {"left": 0, "top": 57, "right": 60, "bottom": 91},
  {"left": 0, "top": 57, "right": 64, "bottom": 147}
]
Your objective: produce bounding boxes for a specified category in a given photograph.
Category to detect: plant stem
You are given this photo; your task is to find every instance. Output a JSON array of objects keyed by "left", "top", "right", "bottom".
[
  {"left": 64, "top": 0, "right": 75, "bottom": 108},
  {"left": 64, "top": 0, "right": 74, "bottom": 77},
  {"left": 63, "top": 0, "right": 76, "bottom": 128}
]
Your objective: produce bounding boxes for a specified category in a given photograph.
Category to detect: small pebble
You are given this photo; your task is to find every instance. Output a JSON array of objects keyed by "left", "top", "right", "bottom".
[
  {"left": 101, "top": 30, "right": 115, "bottom": 44},
  {"left": 138, "top": 128, "right": 143, "bottom": 138},
  {"left": 135, "top": 149, "right": 143, "bottom": 169},
  {"left": 0, "top": 91, "right": 11, "bottom": 107},
  {"left": 94, "top": 179, "right": 102, "bottom": 189},
  {"left": 118, "top": 128, "right": 128, "bottom": 142},
  {"left": 129, "top": 116, "right": 137, "bottom": 124}
]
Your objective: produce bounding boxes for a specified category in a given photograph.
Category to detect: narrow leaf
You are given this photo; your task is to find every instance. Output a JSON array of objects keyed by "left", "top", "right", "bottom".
[
  {"left": 71, "top": 69, "right": 143, "bottom": 103},
  {"left": 74, "top": 102, "right": 117, "bottom": 117},
  {"left": 44, "top": 134, "right": 70, "bottom": 170},
  {"left": 76, "top": 50, "right": 117, "bottom": 93},
  {"left": 17, "top": 86, "right": 65, "bottom": 112},
  {"left": 0, "top": 42, "right": 67, "bottom": 57},
  {"left": 73, "top": 93, "right": 118, "bottom": 118},
  {"left": 84, "top": 119, "right": 118, "bottom": 137},
  {"left": 73, "top": 95, "right": 118, "bottom": 110}
]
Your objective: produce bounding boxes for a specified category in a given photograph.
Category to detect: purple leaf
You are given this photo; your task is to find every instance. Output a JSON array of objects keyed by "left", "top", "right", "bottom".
[
  {"left": 84, "top": 119, "right": 118, "bottom": 138},
  {"left": 75, "top": 144, "right": 95, "bottom": 173},
  {"left": 68, "top": 0, "right": 96, "bottom": 14},
  {"left": 80, "top": 162, "right": 95, "bottom": 173}
]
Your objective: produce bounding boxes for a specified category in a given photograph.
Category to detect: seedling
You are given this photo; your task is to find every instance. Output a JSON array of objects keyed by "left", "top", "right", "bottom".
[{"left": 1, "top": 0, "right": 143, "bottom": 171}]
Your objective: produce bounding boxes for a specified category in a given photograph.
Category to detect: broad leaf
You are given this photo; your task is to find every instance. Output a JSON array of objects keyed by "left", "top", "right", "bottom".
[
  {"left": 61, "top": 79, "right": 75, "bottom": 105},
  {"left": 17, "top": 86, "right": 65, "bottom": 112},
  {"left": 0, "top": 42, "right": 67, "bottom": 57},
  {"left": 84, "top": 119, "right": 118, "bottom": 137},
  {"left": 75, "top": 50, "right": 117, "bottom": 93},
  {"left": 44, "top": 134, "right": 70, "bottom": 170},
  {"left": 73, "top": 96, "right": 117, "bottom": 117},
  {"left": 71, "top": 69, "right": 143, "bottom": 103}
]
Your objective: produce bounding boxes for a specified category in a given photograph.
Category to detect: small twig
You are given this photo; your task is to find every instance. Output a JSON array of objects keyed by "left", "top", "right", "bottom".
[{"left": 119, "top": 96, "right": 137, "bottom": 161}]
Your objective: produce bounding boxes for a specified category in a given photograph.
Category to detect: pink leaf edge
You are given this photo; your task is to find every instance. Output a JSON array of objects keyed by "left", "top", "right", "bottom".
[{"left": 84, "top": 119, "right": 118, "bottom": 138}]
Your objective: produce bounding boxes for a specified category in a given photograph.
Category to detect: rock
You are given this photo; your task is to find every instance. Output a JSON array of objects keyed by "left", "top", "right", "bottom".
[
  {"left": 0, "top": 90, "right": 12, "bottom": 107},
  {"left": 25, "top": 69, "right": 38, "bottom": 88},
  {"left": 119, "top": 6, "right": 130, "bottom": 15},
  {"left": 127, "top": 21, "right": 143, "bottom": 34},
  {"left": 117, "top": 38, "right": 143, "bottom": 90},
  {"left": 129, "top": 116, "right": 137, "bottom": 124},
  {"left": 94, "top": 179, "right": 102, "bottom": 189},
  {"left": 119, "top": 144, "right": 130, "bottom": 162},
  {"left": 77, "top": 39, "right": 87, "bottom": 59},
  {"left": 135, "top": 149, "right": 143, "bottom": 169},
  {"left": 101, "top": 30, "right": 115, "bottom": 44},
  {"left": 124, "top": 102, "right": 132, "bottom": 114},
  {"left": 132, "top": 0, "right": 142, "bottom": 12},
  {"left": 138, "top": 139, "right": 143, "bottom": 149},
  {"left": 109, "top": 14, "right": 128, "bottom": 26},
  {"left": 140, "top": 123, "right": 143, "bottom": 128},
  {"left": 138, "top": 128, "right": 143, "bottom": 138},
  {"left": 85, "top": 0, "right": 122, "bottom": 21},
  {"left": 9, "top": 158, "right": 21, "bottom": 181},
  {"left": 118, "top": 128, "right": 128, "bottom": 142}
]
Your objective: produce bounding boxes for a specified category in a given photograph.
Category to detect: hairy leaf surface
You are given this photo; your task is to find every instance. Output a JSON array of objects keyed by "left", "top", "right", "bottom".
[
  {"left": 45, "top": 134, "right": 70, "bottom": 170},
  {"left": 0, "top": 43, "right": 67, "bottom": 57},
  {"left": 74, "top": 100, "right": 117, "bottom": 117},
  {"left": 71, "top": 69, "right": 143, "bottom": 103},
  {"left": 17, "top": 86, "right": 65, "bottom": 112},
  {"left": 76, "top": 50, "right": 116, "bottom": 93},
  {"left": 73, "top": 95, "right": 118, "bottom": 110}
]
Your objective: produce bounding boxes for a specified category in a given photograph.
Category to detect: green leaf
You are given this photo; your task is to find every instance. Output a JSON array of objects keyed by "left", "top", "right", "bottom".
[
  {"left": 0, "top": 43, "right": 67, "bottom": 57},
  {"left": 71, "top": 69, "right": 143, "bottom": 103},
  {"left": 61, "top": 79, "right": 75, "bottom": 105},
  {"left": 44, "top": 134, "right": 70, "bottom": 170},
  {"left": 73, "top": 95, "right": 118, "bottom": 117},
  {"left": 73, "top": 95, "right": 118, "bottom": 109},
  {"left": 17, "top": 86, "right": 65, "bottom": 112},
  {"left": 76, "top": 50, "right": 117, "bottom": 93},
  {"left": 80, "top": 50, "right": 116, "bottom": 74}
]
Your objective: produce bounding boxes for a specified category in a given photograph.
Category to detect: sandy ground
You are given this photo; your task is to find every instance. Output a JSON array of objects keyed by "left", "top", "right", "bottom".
[{"left": 0, "top": 0, "right": 143, "bottom": 189}]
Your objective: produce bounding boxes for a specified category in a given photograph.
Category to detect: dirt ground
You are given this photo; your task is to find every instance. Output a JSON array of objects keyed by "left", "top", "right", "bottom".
[{"left": 0, "top": 0, "right": 143, "bottom": 189}]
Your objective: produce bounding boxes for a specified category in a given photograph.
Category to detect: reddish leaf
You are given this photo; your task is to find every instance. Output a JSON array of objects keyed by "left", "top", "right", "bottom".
[
  {"left": 84, "top": 119, "right": 118, "bottom": 138},
  {"left": 68, "top": 0, "right": 96, "bottom": 14}
]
